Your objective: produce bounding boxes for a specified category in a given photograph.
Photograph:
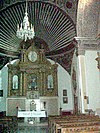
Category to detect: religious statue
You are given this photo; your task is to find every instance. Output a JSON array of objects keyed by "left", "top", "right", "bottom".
[
  {"left": 28, "top": 76, "right": 37, "bottom": 90},
  {"left": 47, "top": 74, "right": 53, "bottom": 89},
  {"left": 13, "top": 75, "right": 18, "bottom": 89}
]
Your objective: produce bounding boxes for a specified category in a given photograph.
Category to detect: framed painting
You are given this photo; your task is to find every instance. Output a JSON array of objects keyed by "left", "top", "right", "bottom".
[
  {"left": 63, "top": 90, "right": 67, "bottom": 96},
  {"left": 63, "top": 97, "right": 68, "bottom": 104},
  {"left": 0, "top": 90, "right": 3, "bottom": 97}
]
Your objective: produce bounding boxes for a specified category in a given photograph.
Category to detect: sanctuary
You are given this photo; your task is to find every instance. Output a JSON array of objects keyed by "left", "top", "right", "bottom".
[{"left": 6, "top": 42, "right": 58, "bottom": 122}]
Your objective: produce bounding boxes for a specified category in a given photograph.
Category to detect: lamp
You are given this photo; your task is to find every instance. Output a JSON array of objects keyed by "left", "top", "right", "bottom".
[{"left": 16, "top": 0, "right": 35, "bottom": 42}]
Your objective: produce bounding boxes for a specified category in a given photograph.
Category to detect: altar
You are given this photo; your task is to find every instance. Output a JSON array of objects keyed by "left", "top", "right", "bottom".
[
  {"left": 17, "top": 110, "right": 46, "bottom": 118},
  {"left": 18, "top": 110, "right": 46, "bottom": 123},
  {"left": 6, "top": 44, "right": 59, "bottom": 120}
]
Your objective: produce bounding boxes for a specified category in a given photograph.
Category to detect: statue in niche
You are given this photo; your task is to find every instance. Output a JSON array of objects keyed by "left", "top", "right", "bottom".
[
  {"left": 13, "top": 75, "right": 18, "bottom": 89},
  {"left": 28, "top": 75, "right": 37, "bottom": 90},
  {"left": 48, "top": 74, "right": 53, "bottom": 89}
]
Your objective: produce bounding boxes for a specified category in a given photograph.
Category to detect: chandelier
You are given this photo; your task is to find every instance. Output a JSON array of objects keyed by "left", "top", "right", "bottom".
[{"left": 16, "top": 0, "right": 35, "bottom": 42}]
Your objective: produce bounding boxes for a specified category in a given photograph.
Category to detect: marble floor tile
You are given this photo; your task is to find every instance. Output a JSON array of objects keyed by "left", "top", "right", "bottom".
[
  {"left": 17, "top": 127, "right": 48, "bottom": 133},
  {"left": 17, "top": 122, "right": 48, "bottom": 133}
]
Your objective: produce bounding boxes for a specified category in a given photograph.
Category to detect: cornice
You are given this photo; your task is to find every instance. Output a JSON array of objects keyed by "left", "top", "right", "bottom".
[{"left": 75, "top": 37, "right": 100, "bottom": 54}]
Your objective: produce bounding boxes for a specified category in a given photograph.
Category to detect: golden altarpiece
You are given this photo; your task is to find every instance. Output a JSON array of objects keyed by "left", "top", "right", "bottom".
[{"left": 6, "top": 43, "right": 58, "bottom": 117}]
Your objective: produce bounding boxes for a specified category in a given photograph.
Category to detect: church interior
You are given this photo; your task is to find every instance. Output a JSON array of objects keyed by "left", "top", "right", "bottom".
[{"left": 0, "top": 0, "right": 100, "bottom": 132}]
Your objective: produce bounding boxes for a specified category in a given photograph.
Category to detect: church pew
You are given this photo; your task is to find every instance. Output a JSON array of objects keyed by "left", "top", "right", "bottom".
[
  {"left": 0, "top": 123, "right": 4, "bottom": 133},
  {"left": 0, "top": 116, "right": 18, "bottom": 132},
  {"left": 0, "top": 118, "right": 12, "bottom": 133},
  {"left": 48, "top": 115, "right": 99, "bottom": 124},
  {"left": 55, "top": 121, "right": 100, "bottom": 129},
  {"left": 57, "top": 128, "right": 100, "bottom": 133},
  {"left": 48, "top": 114, "right": 99, "bottom": 126},
  {"left": 60, "top": 124, "right": 100, "bottom": 133},
  {"left": 49, "top": 117, "right": 100, "bottom": 132},
  {"left": 55, "top": 121, "right": 100, "bottom": 133},
  {"left": 48, "top": 115, "right": 100, "bottom": 133}
]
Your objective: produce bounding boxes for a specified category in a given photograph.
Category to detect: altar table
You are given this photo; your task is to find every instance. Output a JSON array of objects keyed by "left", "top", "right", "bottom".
[{"left": 17, "top": 110, "right": 46, "bottom": 118}]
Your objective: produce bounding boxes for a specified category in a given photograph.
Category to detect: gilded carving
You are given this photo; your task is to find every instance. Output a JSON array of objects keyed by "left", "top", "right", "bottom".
[{"left": 8, "top": 44, "right": 58, "bottom": 97}]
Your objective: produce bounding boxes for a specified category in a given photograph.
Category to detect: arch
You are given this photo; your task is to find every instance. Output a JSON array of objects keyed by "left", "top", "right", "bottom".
[{"left": 77, "top": 0, "right": 100, "bottom": 37}]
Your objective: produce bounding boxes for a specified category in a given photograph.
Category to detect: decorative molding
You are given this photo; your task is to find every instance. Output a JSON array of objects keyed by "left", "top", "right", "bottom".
[
  {"left": 75, "top": 37, "right": 100, "bottom": 55},
  {"left": 40, "top": 96, "right": 58, "bottom": 100},
  {"left": 76, "top": 49, "right": 85, "bottom": 56}
]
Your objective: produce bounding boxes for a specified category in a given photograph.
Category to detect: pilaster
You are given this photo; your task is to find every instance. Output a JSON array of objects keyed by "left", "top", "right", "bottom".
[
  {"left": 75, "top": 37, "right": 99, "bottom": 113},
  {"left": 8, "top": 70, "right": 12, "bottom": 96},
  {"left": 75, "top": 37, "right": 100, "bottom": 52},
  {"left": 23, "top": 72, "right": 27, "bottom": 96},
  {"left": 19, "top": 72, "right": 23, "bottom": 96}
]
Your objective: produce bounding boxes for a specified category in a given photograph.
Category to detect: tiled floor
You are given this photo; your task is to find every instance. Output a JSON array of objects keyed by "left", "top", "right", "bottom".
[
  {"left": 18, "top": 126, "right": 48, "bottom": 133},
  {"left": 0, "top": 121, "right": 48, "bottom": 133},
  {"left": 17, "top": 122, "right": 48, "bottom": 133}
]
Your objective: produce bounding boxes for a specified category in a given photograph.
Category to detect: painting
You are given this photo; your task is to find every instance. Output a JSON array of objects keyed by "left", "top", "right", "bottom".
[
  {"left": 0, "top": 90, "right": 3, "bottom": 97},
  {"left": 28, "top": 74, "right": 37, "bottom": 90},
  {"left": 63, "top": 97, "right": 68, "bottom": 104},
  {"left": 63, "top": 89, "right": 67, "bottom": 96}
]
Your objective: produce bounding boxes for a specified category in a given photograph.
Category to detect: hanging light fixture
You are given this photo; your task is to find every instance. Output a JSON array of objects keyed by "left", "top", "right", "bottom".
[{"left": 16, "top": 0, "right": 35, "bottom": 42}]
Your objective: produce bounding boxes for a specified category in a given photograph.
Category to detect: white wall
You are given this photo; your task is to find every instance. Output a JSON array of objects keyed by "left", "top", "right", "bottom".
[
  {"left": 85, "top": 51, "right": 100, "bottom": 111},
  {"left": 0, "top": 60, "right": 73, "bottom": 113},
  {"left": 58, "top": 64, "right": 73, "bottom": 111},
  {"left": 0, "top": 67, "right": 8, "bottom": 112}
]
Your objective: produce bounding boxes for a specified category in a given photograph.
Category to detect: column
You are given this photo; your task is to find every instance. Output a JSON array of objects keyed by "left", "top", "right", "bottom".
[
  {"left": 40, "top": 67, "right": 46, "bottom": 96},
  {"left": 19, "top": 72, "right": 23, "bottom": 96},
  {"left": 42, "top": 71, "right": 46, "bottom": 96},
  {"left": 76, "top": 37, "right": 100, "bottom": 114},
  {"left": 23, "top": 72, "right": 27, "bottom": 96},
  {"left": 38, "top": 70, "right": 41, "bottom": 96},
  {"left": 8, "top": 71, "right": 12, "bottom": 96},
  {"left": 76, "top": 39, "right": 87, "bottom": 113},
  {"left": 54, "top": 64, "right": 58, "bottom": 96},
  {"left": 78, "top": 53, "right": 87, "bottom": 113}
]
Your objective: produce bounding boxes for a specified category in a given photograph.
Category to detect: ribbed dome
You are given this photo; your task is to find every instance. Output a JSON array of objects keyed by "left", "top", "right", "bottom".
[{"left": 0, "top": 1, "right": 77, "bottom": 73}]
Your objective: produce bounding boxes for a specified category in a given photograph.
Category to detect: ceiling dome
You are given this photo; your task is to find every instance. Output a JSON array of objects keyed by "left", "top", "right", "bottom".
[{"left": 0, "top": 1, "right": 77, "bottom": 73}]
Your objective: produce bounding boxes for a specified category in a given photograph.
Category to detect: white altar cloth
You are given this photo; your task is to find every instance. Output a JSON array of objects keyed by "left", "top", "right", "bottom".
[{"left": 18, "top": 110, "right": 46, "bottom": 117}]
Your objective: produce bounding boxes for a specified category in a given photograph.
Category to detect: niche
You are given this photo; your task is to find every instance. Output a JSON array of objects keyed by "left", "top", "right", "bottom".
[{"left": 12, "top": 75, "right": 18, "bottom": 89}]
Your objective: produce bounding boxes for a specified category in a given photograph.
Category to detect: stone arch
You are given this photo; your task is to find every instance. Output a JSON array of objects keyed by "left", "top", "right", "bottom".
[{"left": 77, "top": 0, "right": 100, "bottom": 37}]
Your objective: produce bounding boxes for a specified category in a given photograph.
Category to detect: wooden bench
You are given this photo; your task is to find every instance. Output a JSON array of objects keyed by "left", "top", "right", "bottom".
[
  {"left": 49, "top": 117, "right": 100, "bottom": 132},
  {"left": 0, "top": 116, "right": 18, "bottom": 132},
  {"left": 56, "top": 121, "right": 100, "bottom": 132},
  {"left": 48, "top": 115, "right": 100, "bottom": 133},
  {"left": 60, "top": 124, "right": 100, "bottom": 133}
]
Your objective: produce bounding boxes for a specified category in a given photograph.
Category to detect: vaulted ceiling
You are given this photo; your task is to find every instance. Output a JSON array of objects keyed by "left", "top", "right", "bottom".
[{"left": 0, "top": 0, "right": 77, "bottom": 74}]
